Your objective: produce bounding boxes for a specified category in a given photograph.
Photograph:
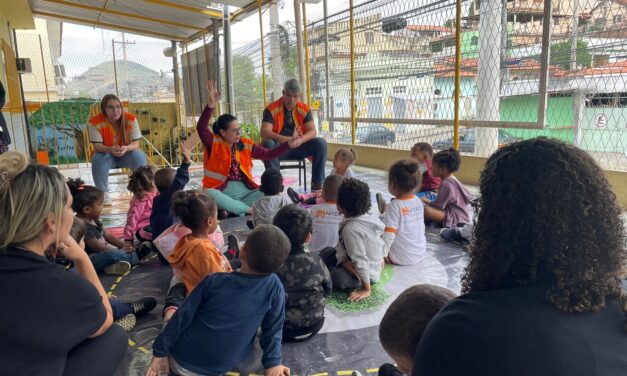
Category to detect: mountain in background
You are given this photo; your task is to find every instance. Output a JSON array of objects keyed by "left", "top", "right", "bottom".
[{"left": 62, "top": 60, "right": 174, "bottom": 101}]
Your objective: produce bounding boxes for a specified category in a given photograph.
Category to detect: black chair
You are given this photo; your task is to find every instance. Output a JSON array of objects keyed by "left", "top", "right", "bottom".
[{"left": 279, "top": 159, "right": 307, "bottom": 191}]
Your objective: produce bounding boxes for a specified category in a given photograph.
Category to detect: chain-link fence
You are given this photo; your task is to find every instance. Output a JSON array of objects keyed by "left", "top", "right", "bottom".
[
  {"left": 301, "top": 0, "right": 627, "bottom": 171},
  {"left": 4, "top": 24, "right": 185, "bottom": 168}
]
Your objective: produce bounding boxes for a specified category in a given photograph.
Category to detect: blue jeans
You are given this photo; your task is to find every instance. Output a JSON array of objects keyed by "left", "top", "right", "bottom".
[
  {"left": 110, "top": 299, "right": 133, "bottom": 321},
  {"left": 89, "top": 249, "right": 138, "bottom": 273},
  {"left": 262, "top": 137, "right": 327, "bottom": 190},
  {"left": 91, "top": 150, "right": 148, "bottom": 192}
]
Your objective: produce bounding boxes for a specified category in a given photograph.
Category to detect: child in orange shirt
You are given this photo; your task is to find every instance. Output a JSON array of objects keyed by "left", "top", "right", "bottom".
[{"left": 163, "top": 190, "right": 233, "bottom": 322}]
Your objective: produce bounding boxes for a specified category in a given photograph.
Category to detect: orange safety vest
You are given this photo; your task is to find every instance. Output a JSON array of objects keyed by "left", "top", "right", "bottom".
[
  {"left": 266, "top": 98, "right": 310, "bottom": 136},
  {"left": 88, "top": 112, "right": 137, "bottom": 147},
  {"left": 203, "top": 135, "right": 257, "bottom": 189}
]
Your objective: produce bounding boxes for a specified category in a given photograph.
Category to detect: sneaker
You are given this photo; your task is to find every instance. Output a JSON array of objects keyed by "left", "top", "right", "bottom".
[
  {"left": 378, "top": 363, "right": 402, "bottom": 376},
  {"left": 114, "top": 313, "right": 136, "bottom": 333},
  {"left": 103, "top": 192, "right": 113, "bottom": 207},
  {"left": 135, "top": 241, "right": 153, "bottom": 260},
  {"left": 246, "top": 219, "right": 255, "bottom": 230},
  {"left": 227, "top": 234, "right": 240, "bottom": 259},
  {"left": 351, "top": 372, "right": 363, "bottom": 376},
  {"left": 376, "top": 192, "right": 386, "bottom": 214},
  {"left": 440, "top": 227, "right": 464, "bottom": 242},
  {"left": 287, "top": 187, "right": 303, "bottom": 204},
  {"left": 104, "top": 261, "right": 131, "bottom": 276},
  {"left": 130, "top": 297, "right": 157, "bottom": 317}
]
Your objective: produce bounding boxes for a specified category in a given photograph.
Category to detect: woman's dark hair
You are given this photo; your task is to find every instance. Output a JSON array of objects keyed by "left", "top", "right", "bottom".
[
  {"left": 212, "top": 114, "right": 244, "bottom": 151},
  {"left": 100, "top": 94, "right": 130, "bottom": 145},
  {"left": 432, "top": 148, "right": 461, "bottom": 173},
  {"left": 67, "top": 178, "right": 104, "bottom": 214},
  {"left": 171, "top": 190, "right": 217, "bottom": 231},
  {"left": 389, "top": 159, "right": 422, "bottom": 194},
  {"left": 273, "top": 204, "right": 312, "bottom": 251},
  {"left": 128, "top": 165, "right": 156, "bottom": 198},
  {"left": 463, "top": 137, "right": 627, "bottom": 330},
  {"left": 337, "top": 178, "right": 371, "bottom": 217}
]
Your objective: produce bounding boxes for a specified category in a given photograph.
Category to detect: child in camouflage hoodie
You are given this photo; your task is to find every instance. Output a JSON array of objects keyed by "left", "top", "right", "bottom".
[{"left": 273, "top": 205, "right": 332, "bottom": 342}]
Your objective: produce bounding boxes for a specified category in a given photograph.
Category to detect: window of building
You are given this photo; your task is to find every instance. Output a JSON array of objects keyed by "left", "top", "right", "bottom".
[
  {"left": 366, "top": 87, "right": 383, "bottom": 95},
  {"left": 471, "top": 36, "right": 479, "bottom": 46},
  {"left": 613, "top": 15, "right": 623, "bottom": 24},
  {"left": 393, "top": 86, "right": 406, "bottom": 94},
  {"left": 365, "top": 32, "right": 374, "bottom": 44}
]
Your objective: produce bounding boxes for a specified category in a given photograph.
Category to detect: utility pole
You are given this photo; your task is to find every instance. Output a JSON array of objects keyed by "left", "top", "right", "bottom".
[
  {"left": 475, "top": 0, "right": 502, "bottom": 156},
  {"left": 113, "top": 35, "right": 135, "bottom": 99},
  {"left": 294, "top": 0, "right": 306, "bottom": 88},
  {"left": 270, "top": 1, "right": 284, "bottom": 100}
]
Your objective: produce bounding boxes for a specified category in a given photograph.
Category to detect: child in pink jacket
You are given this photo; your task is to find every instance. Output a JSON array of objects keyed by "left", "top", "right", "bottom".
[{"left": 125, "top": 165, "right": 159, "bottom": 244}]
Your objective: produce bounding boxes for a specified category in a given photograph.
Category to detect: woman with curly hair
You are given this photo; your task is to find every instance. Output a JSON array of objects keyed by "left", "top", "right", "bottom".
[{"left": 413, "top": 138, "right": 627, "bottom": 376}]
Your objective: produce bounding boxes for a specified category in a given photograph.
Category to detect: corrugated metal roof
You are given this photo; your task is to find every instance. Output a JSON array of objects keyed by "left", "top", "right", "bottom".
[{"left": 29, "top": 0, "right": 261, "bottom": 41}]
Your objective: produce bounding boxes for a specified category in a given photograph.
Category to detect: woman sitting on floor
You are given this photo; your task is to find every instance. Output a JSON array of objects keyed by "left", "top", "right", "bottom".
[
  {"left": 413, "top": 138, "right": 627, "bottom": 376},
  {"left": 198, "top": 80, "right": 301, "bottom": 217},
  {"left": 0, "top": 151, "right": 127, "bottom": 375}
]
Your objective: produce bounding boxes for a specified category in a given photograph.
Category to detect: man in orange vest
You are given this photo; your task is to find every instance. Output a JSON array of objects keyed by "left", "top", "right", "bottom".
[{"left": 261, "top": 79, "right": 327, "bottom": 191}]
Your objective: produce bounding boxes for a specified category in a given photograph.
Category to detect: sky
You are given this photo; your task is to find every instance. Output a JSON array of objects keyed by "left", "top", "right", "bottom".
[{"left": 57, "top": 0, "right": 372, "bottom": 77}]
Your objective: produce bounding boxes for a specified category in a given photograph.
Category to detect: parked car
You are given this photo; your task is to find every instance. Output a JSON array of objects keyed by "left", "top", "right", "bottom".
[
  {"left": 432, "top": 129, "right": 522, "bottom": 153},
  {"left": 337, "top": 125, "right": 396, "bottom": 146}
]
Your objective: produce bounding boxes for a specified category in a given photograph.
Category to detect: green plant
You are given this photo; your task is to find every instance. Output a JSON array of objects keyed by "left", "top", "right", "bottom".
[{"left": 240, "top": 123, "right": 261, "bottom": 143}]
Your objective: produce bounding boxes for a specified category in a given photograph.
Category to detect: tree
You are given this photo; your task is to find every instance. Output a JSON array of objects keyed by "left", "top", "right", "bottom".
[{"left": 550, "top": 39, "right": 592, "bottom": 70}]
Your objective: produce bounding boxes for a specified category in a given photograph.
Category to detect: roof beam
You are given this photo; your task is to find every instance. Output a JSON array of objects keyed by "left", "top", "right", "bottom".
[
  {"left": 32, "top": 10, "right": 185, "bottom": 40},
  {"left": 230, "top": 0, "right": 273, "bottom": 22},
  {"left": 43, "top": 0, "right": 206, "bottom": 31},
  {"left": 138, "top": 0, "right": 222, "bottom": 18}
]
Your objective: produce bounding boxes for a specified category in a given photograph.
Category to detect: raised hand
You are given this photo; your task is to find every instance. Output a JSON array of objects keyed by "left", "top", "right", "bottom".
[
  {"left": 206, "top": 80, "right": 221, "bottom": 109},
  {"left": 179, "top": 139, "right": 192, "bottom": 163}
]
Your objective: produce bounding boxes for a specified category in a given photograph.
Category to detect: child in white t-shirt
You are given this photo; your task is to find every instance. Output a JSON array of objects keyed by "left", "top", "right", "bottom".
[
  {"left": 309, "top": 175, "right": 345, "bottom": 253},
  {"left": 330, "top": 148, "right": 357, "bottom": 179},
  {"left": 383, "top": 159, "right": 427, "bottom": 266}
]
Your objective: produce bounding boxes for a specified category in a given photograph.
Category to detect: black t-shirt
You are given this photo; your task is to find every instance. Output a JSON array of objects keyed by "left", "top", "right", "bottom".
[
  {"left": 262, "top": 106, "right": 314, "bottom": 136},
  {"left": 0, "top": 246, "right": 106, "bottom": 375},
  {"left": 84, "top": 219, "right": 106, "bottom": 254},
  {"left": 413, "top": 282, "right": 627, "bottom": 376}
]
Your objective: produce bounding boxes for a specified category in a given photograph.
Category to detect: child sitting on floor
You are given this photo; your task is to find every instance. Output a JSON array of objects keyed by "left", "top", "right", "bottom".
[
  {"left": 422, "top": 148, "right": 472, "bottom": 228},
  {"left": 124, "top": 165, "right": 158, "bottom": 245},
  {"left": 288, "top": 148, "right": 357, "bottom": 205},
  {"left": 147, "top": 225, "right": 292, "bottom": 376},
  {"left": 411, "top": 142, "right": 441, "bottom": 195},
  {"left": 67, "top": 178, "right": 151, "bottom": 276},
  {"left": 151, "top": 140, "right": 192, "bottom": 265},
  {"left": 163, "top": 190, "right": 233, "bottom": 323},
  {"left": 309, "top": 174, "right": 344, "bottom": 253},
  {"left": 320, "top": 178, "right": 384, "bottom": 302},
  {"left": 377, "top": 143, "right": 441, "bottom": 214},
  {"left": 331, "top": 147, "right": 357, "bottom": 178},
  {"left": 67, "top": 217, "right": 158, "bottom": 333},
  {"left": 382, "top": 159, "right": 427, "bottom": 266},
  {"left": 248, "top": 168, "right": 291, "bottom": 229},
  {"left": 273, "top": 205, "right": 332, "bottom": 342},
  {"left": 377, "top": 284, "right": 456, "bottom": 376}
]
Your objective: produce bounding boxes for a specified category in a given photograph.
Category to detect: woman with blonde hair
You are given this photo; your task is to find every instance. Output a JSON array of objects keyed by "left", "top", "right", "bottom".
[
  {"left": 88, "top": 94, "right": 147, "bottom": 198},
  {"left": 0, "top": 151, "right": 127, "bottom": 375}
]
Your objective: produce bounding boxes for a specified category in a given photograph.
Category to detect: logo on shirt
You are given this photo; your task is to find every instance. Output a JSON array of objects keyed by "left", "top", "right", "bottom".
[
  {"left": 315, "top": 210, "right": 326, "bottom": 218},
  {"left": 401, "top": 207, "right": 410, "bottom": 217}
]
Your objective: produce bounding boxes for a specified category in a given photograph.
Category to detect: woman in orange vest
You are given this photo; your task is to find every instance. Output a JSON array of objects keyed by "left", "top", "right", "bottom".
[
  {"left": 88, "top": 94, "right": 148, "bottom": 201},
  {"left": 199, "top": 81, "right": 301, "bottom": 217}
]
